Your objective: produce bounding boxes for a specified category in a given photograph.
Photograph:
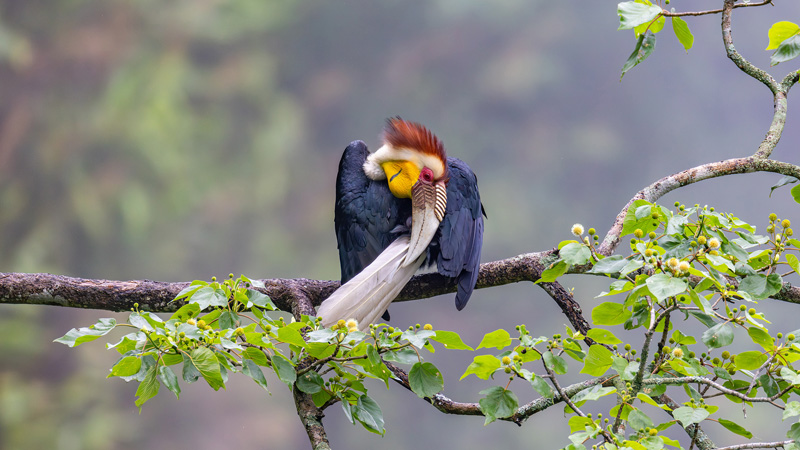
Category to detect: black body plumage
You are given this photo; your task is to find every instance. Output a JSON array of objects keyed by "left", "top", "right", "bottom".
[{"left": 334, "top": 140, "right": 484, "bottom": 315}]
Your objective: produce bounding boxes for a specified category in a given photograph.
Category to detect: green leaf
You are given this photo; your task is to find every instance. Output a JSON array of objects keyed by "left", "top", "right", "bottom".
[
  {"left": 560, "top": 242, "right": 591, "bottom": 266},
  {"left": 296, "top": 370, "right": 325, "bottom": 395},
  {"left": 767, "top": 21, "right": 800, "bottom": 50},
  {"left": 628, "top": 409, "right": 654, "bottom": 431},
  {"left": 571, "top": 385, "right": 617, "bottom": 403},
  {"left": 716, "top": 418, "right": 752, "bottom": 438},
  {"left": 108, "top": 356, "right": 142, "bottom": 378},
  {"left": 460, "top": 354, "right": 501, "bottom": 380},
  {"left": 702, "top": 322, "right": 734, "bottom": 349},
  {"left": 734, "top": 351, "right": 768, "bottom": 370},
  {"left": 568, "top": 415, "right": 594, "bottom": 433},
  {"left": 586, "top": 328, "right": 623, "bottom": 345},
  {"left": 382, "top": 347, "right": 420, "bottom": 365},
  {"left": 788, "top": 422, "right": 800, "bottom": 441},
  {"left": 245, "top": 289, "right": 275, "bottom": 309},
  {"left": 276, "top": 326, "right": 306, "bottom": 348},
  {"left": 431, "top": 330, "right": 474, "bottom": 350},
  {"left": 306, "top": 328, "right": 337, "bottom": 343},
  {"left": 352, "top": 394, "right": 385, "bottom": 435},
  {"left": 671, "top": 329, "right": 696, "bottom": 346},
  {"left": 529, "top": 373, "right": 554, "bottom": 398},
  {"left": 635, "top": 14, "right": 665, "bottom": 37},
  {"left": 134, "top": 364, "right": 160, "bottom": 411},
  {"left": 771, "top": 176, "right": 800, "bottom": 198},
  {"left": 780, "top": 367, "right": 800, "bottom": 385},
  {"left": 787, "top": 254, "right": 800, "bottom": 274},
  {"left": 581, "top": 345, "right": 614, "bottom": 376},
  {"left": 181, "top": 353, "right": 201, "bottom": 383},
  {"left": 409, "top": 362, "right": 444, "bottom": 398},
  {"left": 543, "top": 351, "right": 568, "bottom": 375},
  {"left": 400, "top": 329, "right": 435, "bottom": 348},
  {"left": 772, "top": 35, "right": 800, "bottom": 66},
  {"left": 189, "top": 347, "right": 225, "bottom": 391},
  {"left": 589, "top": 255, "right": 628, "bottom": 275},
  {"left": 748, "top": 327, "right": 775, "bottom": 350},
  {"left": 672, "top": 406, "right": 709, "bottom": 426},
  {"left": 479, "top": 386, "right": 519, "bottom": 425},
  {"left": 592, "top": 302, "right": 632, "bottom": 326},
  {"left": 242, "top": 359, "right": 270, "bottom": 392},
  {"left": 158, "top": 366, "right": 181, "bottom": 399},
  {"left": 792, "top": 184, "right": 800, "bottom": 205},
  {"left": 477, "top": 329, "right": 512, "bottom": 350},
  {"left": 243, "top": 347, "right": 270, "bottom": 366},
  {"left": 646, "top": 274, "right": 688, "bottom": 301},
  {"left": 218, "top": 310, "right": 238, "bottom": 329},
  {"left": 621, "top": 32, "right": 656, "bottom": 80},
  {"left": 271, "top": 353, "right": 297, "bottom": 387},
  {"left": 783, "top": 401, "right": 800, "bottom": 420},
  {"left": 189, "top": 286, "right": 228, "bottom": 309},
  {"left": 672, "top": 17, "right": 693, "bottom": 51},
  {"left": 739, "top": 273, "right": 783, "bottom": 300},
  {"left": 169, "top": 302, "right": 201, "bottom": 321},
  {"left": 618, "top": 2, "right": 663, "bottom": 30},
  {"left": 536, "top": 261, "right": 568, "bottom": 284},
  {"left": 54, "top": 318, "right": 117, "bottom": 347}
]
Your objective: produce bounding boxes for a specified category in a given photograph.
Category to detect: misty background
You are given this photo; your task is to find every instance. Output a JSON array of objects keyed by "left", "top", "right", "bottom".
[{"left": 1, "top": 1, "right": 799, "bottom": 448}]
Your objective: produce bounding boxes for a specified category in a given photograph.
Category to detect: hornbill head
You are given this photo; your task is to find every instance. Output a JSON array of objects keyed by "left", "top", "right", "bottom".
[{"left": 363, "top": 118, "right": 448, "bottom": 266}]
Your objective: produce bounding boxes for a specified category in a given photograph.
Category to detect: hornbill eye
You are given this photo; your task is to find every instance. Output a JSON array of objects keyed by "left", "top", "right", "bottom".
[{"left": 420, "top": 167, "right": 434, "bottom": 183}]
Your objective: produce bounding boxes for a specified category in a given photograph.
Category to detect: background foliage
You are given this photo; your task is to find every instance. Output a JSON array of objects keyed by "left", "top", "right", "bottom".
[{"left": 1, "top": 1, "right": 799, "bottom": 448}]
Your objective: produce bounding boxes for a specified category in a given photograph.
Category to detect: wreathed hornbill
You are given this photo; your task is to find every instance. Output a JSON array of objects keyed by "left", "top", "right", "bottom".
[{"left": 317, "top": 118, "right": 484, "bottom": 329}]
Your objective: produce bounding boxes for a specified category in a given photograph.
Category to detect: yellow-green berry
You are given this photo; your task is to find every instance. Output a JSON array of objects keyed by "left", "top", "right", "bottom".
[
  {"left": 769, "top": 213, "right": 778, "bottom": 221},
  {"left": 783, "top": 219, "right": 792, "bottom": 228},
  {"left": 502, "top": 356, "right": 512, "bottom": 365},
  {"left": 504, "top": 366, "right": 512, "bottom": 374},
  {"left": 721, "top": 351, "right": 731, "bottom": 359},
  {"left": 588, "top": 228, "right": 596, "bottom": 235},
  {"left": 645, "top": 249, "right": 654, "bottom": 257},
  {"left": 697, "top": 236, "right": 707, "bottom": 245},
  {"left": 748, "top": 308, "right": 756, "bottom": 315},
  {"left": 788, "top": 334, "right": 796, "bottom": 341},
  {"left": 634, "top": 229, "right": 644, "bottom": 238},
  {"left": 187, "top": 318, "right": 196, "bottom": 326},
  {"left": 649, "top": 428, "right": 658, "bottom": 436}
]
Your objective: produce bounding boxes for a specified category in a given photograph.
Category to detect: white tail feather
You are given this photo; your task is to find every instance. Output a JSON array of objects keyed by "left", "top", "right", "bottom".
[{"left": 317, "top": 235, "right": 425, "bottom": 330}]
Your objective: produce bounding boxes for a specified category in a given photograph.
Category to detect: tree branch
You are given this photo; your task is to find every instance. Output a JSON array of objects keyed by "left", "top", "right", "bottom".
[
  {"left": 721, "top": 0, "right": 778, "bottom": 94},
  {"left": 714, "top": 440, "right": 796, "bottom": 450},
  {"left": 660, "top": 0, "right": 773, "bottom": 18},
  {"left": 383, "top": 360, "right": 612, "bottom": 425}
]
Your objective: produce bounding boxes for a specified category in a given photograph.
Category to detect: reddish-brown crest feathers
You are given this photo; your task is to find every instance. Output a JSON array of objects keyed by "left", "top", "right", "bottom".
[{"left": 382, "top": 118, "right": 447, "bottom": 164}]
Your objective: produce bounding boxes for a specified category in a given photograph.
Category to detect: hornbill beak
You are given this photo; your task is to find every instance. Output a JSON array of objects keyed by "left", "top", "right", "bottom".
[{"left": 404, "top": 177, "right": 447, "bottom": 267}]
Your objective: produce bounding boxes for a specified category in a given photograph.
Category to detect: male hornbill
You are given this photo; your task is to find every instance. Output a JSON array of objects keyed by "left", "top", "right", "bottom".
[{"left": 317, "top": 118, "right": 484, "bottom": 329}]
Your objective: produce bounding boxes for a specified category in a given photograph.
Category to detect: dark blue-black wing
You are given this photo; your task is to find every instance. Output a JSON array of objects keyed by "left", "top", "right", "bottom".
[
  {"left": 436, "top": 157, "right": 484, "bottom": 310},
  {"left": 334, "top": 140, "right": 410, "bottom": 283}
]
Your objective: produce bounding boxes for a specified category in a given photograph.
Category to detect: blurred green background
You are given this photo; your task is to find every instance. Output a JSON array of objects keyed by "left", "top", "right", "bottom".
[{"left": 1, "top": 1, "right": 799, "bottom": 448}]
